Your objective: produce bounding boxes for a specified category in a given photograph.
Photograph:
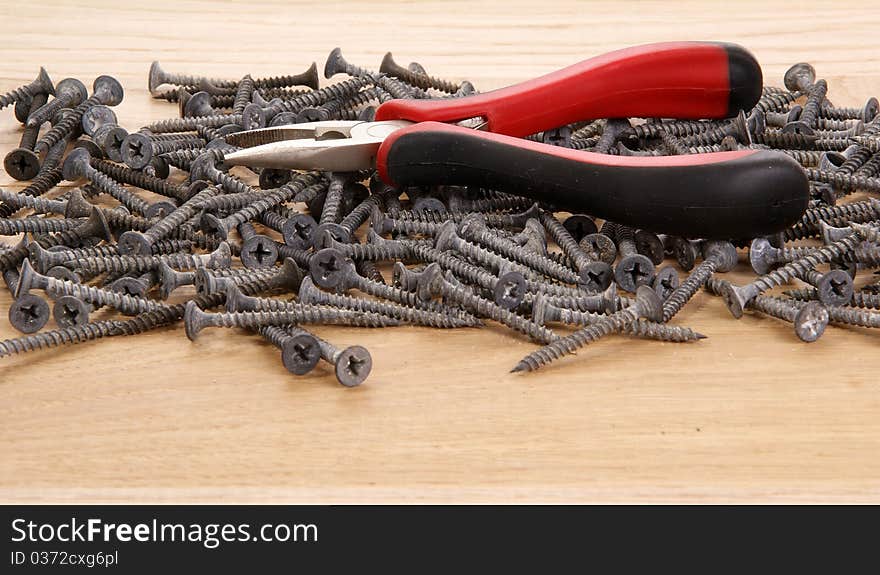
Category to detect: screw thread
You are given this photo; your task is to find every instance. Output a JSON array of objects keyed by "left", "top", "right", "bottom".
[
  {"left": 750, "top": 235, "right": 861, "bottom": 294},
  {"left": 207, "top": 307, "right": 397, "bottom": 330},
  {"left": 231, "top": 76, "right": 255, "bottom": 115},
  {"left": 0, "top": 320, "right": 123, "bottom": 358},
  {"left": 0, "top": 217, "right": 83, "bottom": 235},
  {"left": 661, "top": 259, "right": 718, "bottom": 322},
  {"left": 0, "top": 84, "right": 40, "bottom": 109},
  {"left": 823, "top": 304, "right": 880, "bottom": 328},
  {"left": 850, "top": 291, "right": 880, "bottom": 309},
  {"left": 513, "top": 308, "right": 639, "bottom": 372},
  {"left": 805, "top": 168, "right": 880, "bottom": 194},
  {"left": 35, "top": 95, "right": 100, "bottom": 153},
  {"left": 466, "top": 225, "right": 579, "bottom": 283},
  {"left": 751, "top": 130, "right": 816, "bottom": 149},
  {"left": 0, "top": 189, "right": 66, "bottom": 215},
  {"left": 318, "top": 176, "right": 346, "bottom": 225},
  {"left": 223, "top": 174, "right": 322, "bottom": 229},
  {"left": 269, "top": 77, "right": 369, "bottom": 115},
  {"left": 622, "top": 319, "right": 704, "bottom": 342},
  {"left": 754, "top": 91, "right": 802, "bottom": 113},
  {"left": 44, "top": 277, "right": 163, "bottom": 314},
  {"left": 92, "top": 159, "right": 189, "bottom": 202},
  {"left": 309, "top": 287, "right": 478, "bottom": 328},
  {"left": 0, "top": 167, "right": 64, "bottom": 218}
]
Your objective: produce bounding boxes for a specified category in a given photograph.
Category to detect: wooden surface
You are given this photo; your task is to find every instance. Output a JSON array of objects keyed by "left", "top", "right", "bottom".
[{"left": 1, "top": 0, "right": 880, "bottom": 503}]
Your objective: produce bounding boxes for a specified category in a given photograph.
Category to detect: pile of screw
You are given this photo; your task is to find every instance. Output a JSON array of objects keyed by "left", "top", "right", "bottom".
[{"left": 1, "top": 50, "right": 880, "bottom": 384}]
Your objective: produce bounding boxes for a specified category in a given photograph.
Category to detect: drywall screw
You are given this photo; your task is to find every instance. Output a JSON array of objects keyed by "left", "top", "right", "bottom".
[
  {"left": 578, "top": 233, "right": 617, "bottom": 266},
  {"left": 183, "top": 300, "right": 398, "bottom": 341},
  {"left": 182, "top": 91, "right": 216, "bottom": 117},
  {"left": 706, "top": 278, "right": 828, "bottom": 342},
  {"left": 238, "top": 222, "right": 279, "bottom": 269},
  {"left": 796, "top": 268, "right": 853, "bottom": 306},
  {"left": 635, "top": 230, "right": 665, "bottom": 265},
  {"left": 682, "top": 111, "right": 751, "bottom": 146},
  {"left": 0, "top": 188, "right": 68, "bottom": 216},
  {"left": 849, "top": 291, "right": 880, "bottom": 310},
  {"left": 608, "top": 223, "right": 655, "bottom": 293},
  {"left": 121, "top": 132, "right": 205, "bottom": 170},
  {"left": 419, "top": 265, "right": 558, "bottom": 344},
  {"left": 530, "top": 294, "right": 704, "bottom": 343},
  {"left": 284, "top": 326, "right": 372, "bottom": 387},
  {"left": 544, "top": 282, "right": 622, "bottom": 315},
  {"left": 26, "top": 78, "right": 87, "bottom": 128},
  {"left": 652, "top": 265, "right": 680, "bottom": 300},
  {"left": 515, "top": 218, "right": 549, "bottom": 255},
  {"left": 783, "top": 79, "right": 827, "bottom": 134},
  {"left": 8, "top": 292, "right": 51, "bottom": 334},
  {"left": 117, "top": 182, "right": 219, "bottom": 254},
  {"left": 62, "top": 148, "right": 161, "bottom": 217},
  {"left": 57, "top": 242, "right": 231, "bottom": 276},
  {"left": 17, "top": 259, "right": 164, "bottom": 315},
  {"left": 148, "top": 61, "right": 318, "bottom": 95},
  {"left": 156, "top": 262, "right": 195, "bottom": 300},
  {"left": 52, "top": 295, "right": 91, "bottom": 328},
  {"left": 266, "top": 76, "right": 371, "bottom": 116},
  {"left": 110, "top": 272, "right": 156, "bottom": 298},
  {"left": 662, "top": 240, "right": 737, "bottom": 322},
  {"left": 324, "top": 232, "right": 418, "bottom": 262},
  {"left": 247, "top": 277, "right": 478, "bottom": 329},
  {"left": 257, "top": 325, "right": 321, "bottom": 376},
  {"left": 0, "top": 319, "right": 123, "bottom": 358},
  {"left": 538, "top": 209, "right": 613, "bottom": 290},
  {"left": 719, "top": 231, "right": 864, "bottom": 318},
  {"left": 457, "top": 216, "right": 581, "bottom": 284},
  {"left": 784, "top": 62, "right": 817, "bottom": 92},
  {"left": 379, "top": 51, "right": 461, "bottom": 93},
  {"left": 512, "top": 285, "right": 663, "bottom": 373},
  {"left": 0, "top": 67, "right": 53, "bottom": 110},
  {"left": 200, "top": 172, "right": 324, "bottom": 237},
  {"left": 91, "top": 158, "right": 192, "bottom": 204},
  {"left": 198, "top": 257, "right": 304, "bottom": 297},
  {"left": 3, "top": 91, "right": 49, "bottom": 181},
  {"left": 593, "top": 118, "right": 632, "bottom": 153},
  {"left": 821, "top": 98, "right": 880, "bottom": 122},
  {"left": 34, "top": 76, "right": 123, "bottom": 155}
]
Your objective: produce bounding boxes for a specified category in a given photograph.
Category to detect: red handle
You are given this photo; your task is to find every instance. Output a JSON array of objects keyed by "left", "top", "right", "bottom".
[{"left": 374, "top": 42, "right": 762, "bottom": 137}]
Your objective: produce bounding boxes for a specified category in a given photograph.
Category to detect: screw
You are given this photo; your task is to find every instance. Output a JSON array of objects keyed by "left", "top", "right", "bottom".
[
  {"left": 3, "top": 91, "right": 49, "bottom": 181},
  {"left": 652, "top": 265, "right": 680, "bottom": 300},
  {"left": 258, "top": 325, "right": 321, "bottom": 376},
  {"left": 379, "top": 51, "right": 461, "bottom": 94},
  {"left": 285, "top": 326, "right": 372, "bottom": 387},
  {"left": 635, "top": 230, "right": 665, "bottom": 265},
  {"left": 238, "top": 222, "right": 279, "bottom": 269},
  {"left": 797, "top": 268, "right": 853, "bottom": 306},
  {"left": 720, "top": 231, "right": 864, "bottom": 318},
  {"left": 608, "top": 223, "right": 655, "bottom": 293},
  {"left": 52, "top": 295, "right": 91, "bottom": 328},
  {"left": 706, "top": 278, "right": 828, "bottom": 342},
  {"left": 662, "top": 240, "right": 737, "bottom": 322},
  {"left": 8, "top": 293, "right": 50, "bottom": 334},
  {"left": 578, "top": 233, "right": 617, "bottom": 266},
  {"left": 593, "top": 118, "right": 632, "bottom": 153},
  {"left": 26, "top": 78, "right": 87, "bottom": 128},
  {"left": 34, "top": 75, "right": 123, "bottom": 155},
  {"left": 0, "top": 67, "right": 53, "bottom": 110},
  {"left": 512, "top": 285, "right": 663, "bottom": 373}
]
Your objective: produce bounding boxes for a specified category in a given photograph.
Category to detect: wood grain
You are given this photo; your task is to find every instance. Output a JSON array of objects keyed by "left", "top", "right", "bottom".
[{"left": 1, "top": 0, "right": 879, "bottom": 503}]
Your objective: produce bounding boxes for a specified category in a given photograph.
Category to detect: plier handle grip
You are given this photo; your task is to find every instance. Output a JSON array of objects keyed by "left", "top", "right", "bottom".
[{"left": 224, "top": 42, "right": 809, "bottom": 239}]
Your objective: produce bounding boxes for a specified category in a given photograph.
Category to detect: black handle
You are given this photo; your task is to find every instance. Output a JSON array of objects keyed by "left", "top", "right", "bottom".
[{"left": 377, "top": 122, "right": 809, "bottom": 239}]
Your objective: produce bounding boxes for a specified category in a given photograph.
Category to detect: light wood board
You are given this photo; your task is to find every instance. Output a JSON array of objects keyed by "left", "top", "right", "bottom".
[{"left": 1, "top": 0, "right": 879, "bottom": 503}]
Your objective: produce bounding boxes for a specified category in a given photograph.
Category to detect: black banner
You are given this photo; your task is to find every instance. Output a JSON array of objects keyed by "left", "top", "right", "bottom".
[{"left": 0, "top": 505, "right": 875, "bottom": 571}]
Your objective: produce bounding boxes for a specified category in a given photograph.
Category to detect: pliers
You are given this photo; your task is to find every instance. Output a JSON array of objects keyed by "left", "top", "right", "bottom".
[{"left": 223, "top": 42, "right": 809, "bottom": 239}]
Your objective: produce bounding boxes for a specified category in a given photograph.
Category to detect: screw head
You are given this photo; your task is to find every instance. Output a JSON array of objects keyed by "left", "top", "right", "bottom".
[
  {"left": 614, "top": 254, "right": 655, "bottom": 294},
  {"left": 93, "top": 75, "right": 124, "bottom": 106},
  {"left": 240, "top": 234, "right": 279, "bottom": 269},
  {"left": 45, "top": 266, "right": 80, "bottom": 284},
  {"left": 308, "top": 248, "right": 348, "bottom": 289},
  {"left": 635, "top": 229, "right": 665, "bottom": 265},
  {"left": 562, "top": 214, "right": 597, "bottom": 242},
  {"left": 270, "top": 111, "right": 299, "bottom": 127},
  {"left": 121, "top": 132, "right": 153, "bottom": 170},
  {"left": 579, "top": 233, "right": 616, "bottom": 265},
  {"left": 117, "top": 230, "right": 152, "bottom": 256},
  {"left": 493, "top": 271, "right": 526, "bottom": 310},
  {"left": 783, "top": 63, "right": 816, "bottom": 92},
  {"left": 74, "top": 137, "right": 104, "bottom": 160},
  {"left": 148, "top": 61, "right": 166, "bottom": 95},
  {"left": 56, "top": 76, "right": 87, "bottom": 101},
  {"left": 80, "top": 206, "right": 114, "bottom": 243},
  {"left": 816, "top": 269, "right": 854, "bottom": 306},
  {"left": 781, "top": 121, "right": 815, "bottom": 137},
  {"left": 578, "top": 261, "right": 613, "bottom": 292},
  {"left": 282, "top": 213, "right": 317, "bottom": 249},
  {"left": 634, "top": 285, "right": 663, "bottom": 322},
  {"left": 61, "top": 147, "right": 92, "bottom": 181},
  {"left": 144, "top": 200, "right": 177, "bottom": 220},
  {"left": 335, "top": 345, "right": 372, "bottom": 387},
  {"left": 719, "top": 282, "right": 750, "bottom": 319},
  {"left": 4, "top": 147, "right": 41, "bottom": 181},
  {"left": 652, "top": 265, "right": 679, "bottom": 300},
  {"left": 189, "top": 154, "right": 216, "bottom": 183},
  {"left": 863, "top": 97, "right": 880, "bottom": 122},
  {"left": 81, "top": 104, "right": 117, "bottom": 137},
  {"left": 183, "top": 91, "right": 213, "bottom": 117},
  {"left": 241, "top": 103, "right": 266, "bottom": 130},
  {"left": 53, "top": 295, "right": 90, "bottom": 328},
  {"left": 183, "top": 300, "right": 207, "bottom": 341},
  {"left": 703, "top": 240, "right": 738, "bottom": 273},
  {"left": 97, "top": 126, "right": 129, "bottom": 162},
  {"left": 258, "top": 168, "right": 292, "bottom": 189},
  {"left": 281, "top": 334, "right": 321, "bottom": 375},
  {"left": 14, "top": 97, "right": 32, "bottom": 123},
  {"left": 748, "top": 238, "right": 775, "bottom": 275},
  {"left": 9, "top": 293, "right": 50, "bottom": 334},
  {"left": 35, "top": 67, "right": 55, "bottom": 96},
  {"left": 794, "top": 302, "right": 829, "bottom": 343},
  {"left": 313, "top": 222, "right": 350, "bottom": 249},
  {"left": 324, "top": 47, "right": 346, "bottom": 79}
]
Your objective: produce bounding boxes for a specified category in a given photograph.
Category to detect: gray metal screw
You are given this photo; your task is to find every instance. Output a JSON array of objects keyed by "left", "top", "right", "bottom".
[
  {"left": 512, "top": 285, "right": 663, "bottom": 373},
  {"left": 8, "top": 292, "right": 50, "bottom": 334},
  {"left": 0, "top": 67, "right": 53, "bottom": 110},
  {"left": 26, "top": 78, "right": 87, "bottom": 128},
  {"left": 258, "top": 325, "right": 321, "bottom": 376},
  {"left": 285, "top": 326, "right": 372, "bottom": 387}
]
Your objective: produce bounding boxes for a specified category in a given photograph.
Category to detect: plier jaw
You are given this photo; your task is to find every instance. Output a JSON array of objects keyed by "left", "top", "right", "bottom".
[{"left": 224, "top": 120, "right": 413, "bottom": 172}]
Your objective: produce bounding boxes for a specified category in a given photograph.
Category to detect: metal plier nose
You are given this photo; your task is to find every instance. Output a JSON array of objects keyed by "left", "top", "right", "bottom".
[{"left": 223, "top": 41, "right": 809, "bottom": 239}]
